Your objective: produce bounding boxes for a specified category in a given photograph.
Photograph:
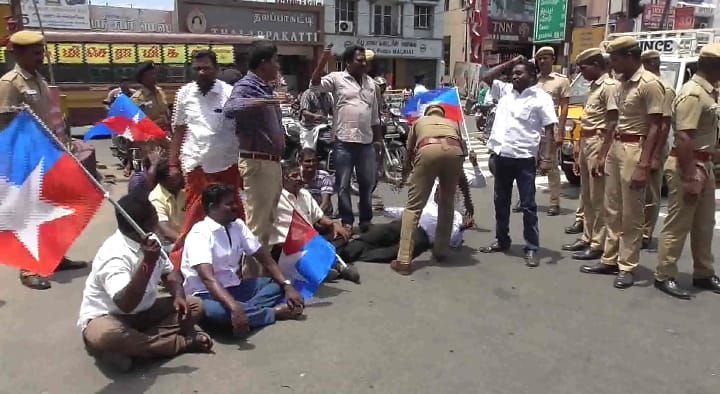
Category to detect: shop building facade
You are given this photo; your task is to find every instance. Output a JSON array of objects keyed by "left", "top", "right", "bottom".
[
  {"left": 323, "top": 0, "right": 444, "bottom": 89},
  {"left": 177, "top": 0, "right": 325, "bottom": 92}
]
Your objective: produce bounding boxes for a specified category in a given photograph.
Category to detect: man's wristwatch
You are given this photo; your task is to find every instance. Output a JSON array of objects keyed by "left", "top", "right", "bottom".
[{"left": 281, "top": 279, "right": 292, "bottom": 287}]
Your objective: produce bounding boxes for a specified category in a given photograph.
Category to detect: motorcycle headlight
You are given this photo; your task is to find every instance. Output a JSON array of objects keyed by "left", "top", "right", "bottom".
[
  {"left": 564, "top": 120, "right": 576, "bottom": 133},
  {"left": 561, "top": 142, "right": 574, "bottom": 156}
]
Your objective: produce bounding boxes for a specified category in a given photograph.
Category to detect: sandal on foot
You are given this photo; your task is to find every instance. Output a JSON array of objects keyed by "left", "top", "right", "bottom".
[{"left": 185, "top": 331, "right": 213, "bottom": 353}]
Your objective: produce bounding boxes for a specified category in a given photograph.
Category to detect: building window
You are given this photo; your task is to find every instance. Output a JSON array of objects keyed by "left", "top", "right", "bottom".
[
  {"left": 335, "top": 0, "right": 356, "bottom": 34},
  {"left": 372, "top": 4, "right": 399, "bottom": 36},
  {"left": 573, "top": 6, "right": 587, "bottom": 28},
  {"left": 414, "top": 6, "right": 433, "bottom": 30}
]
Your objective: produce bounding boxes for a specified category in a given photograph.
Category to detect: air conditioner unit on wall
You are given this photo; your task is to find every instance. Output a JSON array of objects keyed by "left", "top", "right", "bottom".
[
  {"left": 699, "top": 22, "right": 708, "bottom": 28},
  {"left": 338, "top": 21, "right": 354, "bottom": 33}
]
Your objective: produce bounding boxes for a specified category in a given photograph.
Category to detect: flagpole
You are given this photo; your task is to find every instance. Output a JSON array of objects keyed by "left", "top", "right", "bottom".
[
  {"left": 19, "top": 106, "right": 170, "bottom": 262},
  {"left": 453, "top": 87, "right": 473, "bottom": 156}
]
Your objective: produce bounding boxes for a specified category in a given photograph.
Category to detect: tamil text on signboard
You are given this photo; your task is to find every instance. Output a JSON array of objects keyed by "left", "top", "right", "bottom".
[
  {"left": 184, "top": 6, "right": 321, "bottom": 43},
  {"left": 326, "top": 35, "right": 442, "bottom": 59},
  {"left": 533, "top": 0, "right": 568, "bottom": 43},
  {"left": 89, "top": 5, "right": 175, "bottom": 33},
  {"left": 21, "top": 0, "right": 90, "bottom": 30}
]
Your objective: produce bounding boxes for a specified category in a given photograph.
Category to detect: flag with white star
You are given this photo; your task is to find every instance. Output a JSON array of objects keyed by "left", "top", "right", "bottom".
[
  {"left": 83, "top": 94, "right": 168, "bottom": 142},
  {"left": 278, "top": 210, "right": 337, "bottom": 299},
  {"left": 0, "top": 112, "right": 104, "bottom": 275}
]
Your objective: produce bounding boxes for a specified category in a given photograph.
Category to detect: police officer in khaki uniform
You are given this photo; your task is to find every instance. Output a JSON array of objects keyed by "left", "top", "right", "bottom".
[
  {"left": 581, "top": 36, "right": 665, "bottom": 289},
  {"left": 640, "top": 50, "right": 675, "bottom": 249},
  {"left": 562, "top": 48, "right": 618, "bottom": 261},
  {"left": 534, "top": 46, "right": 570, "bottom": 216},
  {"left": 390, "top": 105, "right": 464, "bottom": 276},
  {"left": 0, "top": 31, "right": 87, "bottom": 290},
  {"left": 126, "top": 61, "right": 171, "bottom": 176},
  {"left": 654, "top": 43, "right": 720, "bottom": 299}
]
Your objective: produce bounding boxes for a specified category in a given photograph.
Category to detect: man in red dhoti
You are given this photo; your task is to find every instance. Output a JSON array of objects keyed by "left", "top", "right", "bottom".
[{"left": 168, "top": 49, "right": 244, "bottom": 267}]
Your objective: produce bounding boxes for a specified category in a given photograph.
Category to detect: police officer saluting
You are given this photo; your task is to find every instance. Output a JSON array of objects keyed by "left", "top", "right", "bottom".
[
  {"left": 562, "top": 48, "right": 618, "bottom": 261},
  {"left": 390, "top": 105, "right": 465, "bottom": 276},
  {"left": 639, "top": 50, "right": 675, "bottom": 250},
  {"left": 0, "top": 31, "right": 87, "bottom": 289},
  {"left": 580, "top": 36, "right": 665, "bottom": 289},
  {"left": 654, "top": 43, "right": 720, "bottom": 299}
]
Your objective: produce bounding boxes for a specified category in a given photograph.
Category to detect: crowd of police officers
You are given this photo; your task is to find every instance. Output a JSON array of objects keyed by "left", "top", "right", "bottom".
[{"left": 565, "top": 36, "right": 720, "bottom": 299}]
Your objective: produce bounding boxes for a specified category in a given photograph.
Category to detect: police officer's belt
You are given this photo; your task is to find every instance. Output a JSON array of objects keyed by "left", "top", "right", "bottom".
[
  {"left": 669, "top": 147, "right": 712, "bottom": 162},
  {"left": 417, "top": 136, "right": 462, "bottom": 150},
  {"left": 613, "top": 133, "right": 643, "bottom": 143}
]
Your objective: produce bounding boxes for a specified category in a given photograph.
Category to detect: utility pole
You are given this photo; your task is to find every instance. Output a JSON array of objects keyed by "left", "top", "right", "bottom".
[
  {"left": 659, "top": 0, "right": 673, "bottom": 30},
  {"left": 9, "top": 0, "right": 24, "bottom": 31}
]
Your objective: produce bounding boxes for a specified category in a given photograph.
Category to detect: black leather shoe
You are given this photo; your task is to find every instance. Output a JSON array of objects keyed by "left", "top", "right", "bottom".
[
  {"left": 547, "top": 205, "right": 561, "bottom": 216},
  {"left": 572, "top": 248, "right": 603, "bottom": 261},
  {"left": 480, "top": 242, "right": 510, "bottom": 254},
  {"left": 512, "top": 201, "right": 522, "bottom": 213},
  {"left": 564, "top": 220, "right": 583, "bottom": 234},
  {"left": 562, "top": 239, "right": 589, "bottom": 252},
  {"left": 693, "top": 276, "right": 720, "bottom": 294},
  {"left": 655, "top": 279, "right": 692, "bottom": 300},
  {"left": 641, "top": 237, "right": 651, "bottom": 250},
  {"left": 580, "top": 262, "right": 619, "bottom": 275},
  {"left": 524, "top": 250, "right": 539, "bottom": 268},
  {"left": 614, "top": 271, "right": 634, "bottom": 289}
]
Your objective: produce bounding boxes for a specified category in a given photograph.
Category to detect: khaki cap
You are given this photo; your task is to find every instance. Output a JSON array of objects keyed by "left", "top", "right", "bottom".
[
  {"left": 424, "top": 104, "right": 445, "bottom": 117},
  {"left": 641, "top": 50, "right": 661, "bottom": 60},
  {"left": 535, "top": 46, "right": 555, "bottom": 57},
  {"left": 699, "top": 43, "right": 720, "bottom": 58},
  {"left": 365, "top": 49, "right": 375, "bottom": 61},
  {"left": 606, "top": 36, "right": 638, "bottom": 53},
  {"left": 9, "top": 30, "right": 44, "bottom": 47},
  {"left": 575, "top": 48, "right": 602, "bottom": 65}
]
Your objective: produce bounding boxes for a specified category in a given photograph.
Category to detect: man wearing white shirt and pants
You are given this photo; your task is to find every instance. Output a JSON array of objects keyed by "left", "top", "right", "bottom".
[{"left": 481, "top": 59, "right": 558, "bottom": 267}]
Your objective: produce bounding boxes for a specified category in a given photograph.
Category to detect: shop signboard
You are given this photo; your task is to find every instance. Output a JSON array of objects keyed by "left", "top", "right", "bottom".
[
  {"left": 488, "top": 18, "right": 533, "bottom": 43},
  {"left": 89, "top": 5, "right": 175, "bottom": 33},
  {"left": 325, "top": 35, "right": 442, "bottom": 59},
  {"left": 21, "top": 0, "right": 90, "bottom": 30},
  {"left": 533, "top": 0, "right": 568, "bottom": 43},
  {"left": 183, "top": 5, "right": 321, "bottom": 43}
]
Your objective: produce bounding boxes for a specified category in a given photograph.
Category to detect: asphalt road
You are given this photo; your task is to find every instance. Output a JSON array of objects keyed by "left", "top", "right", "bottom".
[{"left": 1, "top": 118, "right": 719, "bottom": 394}]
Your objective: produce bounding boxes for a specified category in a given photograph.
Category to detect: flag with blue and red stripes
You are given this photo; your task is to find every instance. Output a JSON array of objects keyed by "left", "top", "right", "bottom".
[
  {"left": 401, "top": 87, "right": 464, "bottom": 124},
  {"left": 0, "top": 112, "right": 104, "bottom": 275},
  {"left": 84, "top": 94, "right": 167, "bottom": 142}
]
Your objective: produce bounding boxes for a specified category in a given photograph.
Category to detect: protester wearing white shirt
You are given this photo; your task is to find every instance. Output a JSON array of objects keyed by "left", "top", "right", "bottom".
[
  {"left": 168, "top": 50, "right": 243, "bottom": 267},
  {"left": 482, "top": 60, "right": 558, "bottom": 267},
  {"left": 413, "top": 74, "right": 429, "bottom": 95},
  {"left": 79, "top": 192, "right": 212, "bottom": 372},
  {"left": 181, "top": 184, "right": 305, "bottom": 335}
]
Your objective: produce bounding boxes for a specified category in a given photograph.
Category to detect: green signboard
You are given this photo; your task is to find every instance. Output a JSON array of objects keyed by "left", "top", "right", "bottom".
[{"left": 533, "top": 0, "right": 568, "bottom": 43}]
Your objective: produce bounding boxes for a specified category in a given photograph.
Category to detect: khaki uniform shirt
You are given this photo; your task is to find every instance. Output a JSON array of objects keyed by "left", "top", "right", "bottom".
[
  {"left": 407, "top": 115, "right": 461, "bottom": 150},
  {"left": 616, "top": 67, "right": 665, "bottom": 135},
  {"left": 536, "top": 72, "right": 570, "bottom": 107},
  {"left": 672, "top": 74, "right": 718, "bottom": 153},
  {"left": 581, "top": 73, "right": 618, "bottom": 130},
  {"left": 148, "top": 184, "right": 187, "bottom": 229},
  {"left": 658, "top": 79, "right": 676, "bottom": 118},
  {"left": 0, "top": 64, "right": 52, "bottom": 127},
  {"left": 131, "top": 86, "right": 170, "bottom": 128}
]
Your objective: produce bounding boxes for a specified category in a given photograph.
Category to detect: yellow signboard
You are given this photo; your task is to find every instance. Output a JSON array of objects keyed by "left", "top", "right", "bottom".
[
  {"left": 211, "top": 45, "right": 234, "bottom": 64},
  {"left": 112, "top": 44, "right": 136, "bottom": 64},
  {"left": 138, "top": 44, "right": 162, "bottom": 63},
  {"left": 44, "top": 43, "right": 58, "bottom": 64},
  {"left": 85, "top": 44, "right": 110, "bottom": 64},
  {"left": 570, "top": 27, "right": 606, "bottom": 64},
  {"left": 57, "top": 43, "right": 83, "bottom": 64},
  {"left": 186, "top": 44, "right": 209, "bottom": 62},
  {"left": 163, "top": 44, "right": 186, "bottom": 64}
]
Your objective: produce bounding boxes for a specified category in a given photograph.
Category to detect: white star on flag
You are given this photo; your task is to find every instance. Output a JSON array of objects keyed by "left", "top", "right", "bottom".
[
  {"left": 278, "top": 250, "right": 308, "bottom": 284},
  {"left": 0, "top": 160, "right": 74, "bottom": 260}
]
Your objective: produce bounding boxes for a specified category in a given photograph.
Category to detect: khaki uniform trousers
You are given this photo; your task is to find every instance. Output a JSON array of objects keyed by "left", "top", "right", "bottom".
[
  {"left": 547, "top": 146, "right": 562, "bottom": 206},
  {"left": 239, "top": 157, "right": 282, "bottom": 278},
  {"left": 396, "top": 143, "right": 464, "bottom": 263},
  {"left": 601, "top": 140, "right": 646, "bottom": 271},
  {"left": 643, "top": 145, "right": 668, "bottom": 240},
  {"left": 83, "top": 296, "right": 204, "bottom": 358},
  {"left": 578, "top": 135, "right": 606, "bottom": 251},
  {"left": 655, "top": 157, "right": 716, "bottom": 281},
  {"left": 575, "top": 200, "right": 584, "bottom": 222}
]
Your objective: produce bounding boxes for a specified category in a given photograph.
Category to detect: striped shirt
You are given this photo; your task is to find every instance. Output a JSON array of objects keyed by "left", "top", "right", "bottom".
[{"left": 304, "top": 169, "right": 334, "bottom": 204}]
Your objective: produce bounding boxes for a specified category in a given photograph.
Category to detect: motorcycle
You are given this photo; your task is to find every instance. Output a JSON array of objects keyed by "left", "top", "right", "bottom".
[
  {"left": 381, "top": 107, "right": 409, "bottom": 184},
  {"left": 282, "top": 116, "right": 305, "bottom": 161},
  {"left": 474, "top": 103, "right": 495, "bottom": 143}
]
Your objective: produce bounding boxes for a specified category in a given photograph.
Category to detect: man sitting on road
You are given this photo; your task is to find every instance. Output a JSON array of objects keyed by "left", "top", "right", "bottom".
[
  {"left": 300, "top": 148, "right": 335, "bottom": 216},
  {"left": 148, "top": 159, "right": 187, "bottom": 247},
  {"left": 181, "top": 184, "right": 305, "bottom": 335},
  {"left": 269, "top": 160, "right": 360, "bottom": 283},
  {"left": 78, "top": 191, "right": 212, "bottom": 372}
]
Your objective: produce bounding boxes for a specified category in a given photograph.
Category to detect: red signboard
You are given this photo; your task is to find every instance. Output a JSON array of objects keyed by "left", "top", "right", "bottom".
[
  {"left": 643, "top": 5, "right": 675, "bottom": 30},
  {"left": 674, "top": 7, "right": 695, "bottom": 30},
  {"left": 488, "top": 18, "right": 533, "bottom": 43}
]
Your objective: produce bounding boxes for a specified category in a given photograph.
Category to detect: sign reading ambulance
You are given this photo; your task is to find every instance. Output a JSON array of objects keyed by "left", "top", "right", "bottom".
[{"left": 638, "top": 39, "right": 677, "bottom": 53}]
